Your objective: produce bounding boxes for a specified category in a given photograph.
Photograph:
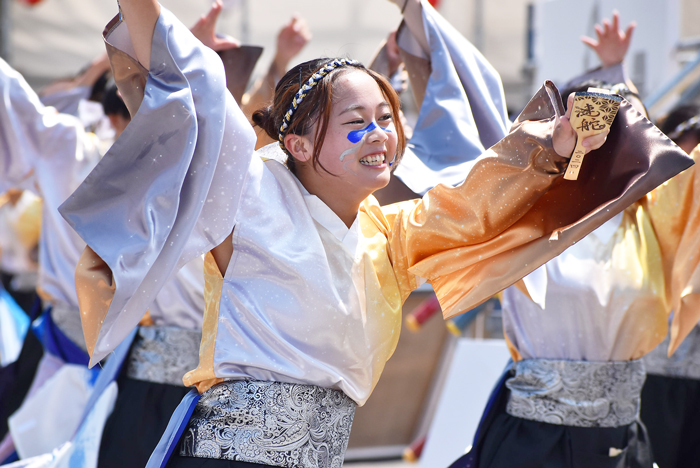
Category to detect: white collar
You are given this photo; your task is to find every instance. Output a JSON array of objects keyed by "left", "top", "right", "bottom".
[{"left": 290, "top": 172, "right": 361, "bottom": 253}]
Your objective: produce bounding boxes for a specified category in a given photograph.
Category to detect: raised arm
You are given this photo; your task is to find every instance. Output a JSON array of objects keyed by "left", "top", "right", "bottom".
[
  {"left": 40, "top": 53, "right": 110, "bottom": 96},
  {"left": 372, "top": 83, "right": 692, "bottom": 318},
  {"left": 117, "top": 0, "right": 161, "bottom": 69},
  {"left": 242, "top": 14, "right": 311, "bottom": 136}
]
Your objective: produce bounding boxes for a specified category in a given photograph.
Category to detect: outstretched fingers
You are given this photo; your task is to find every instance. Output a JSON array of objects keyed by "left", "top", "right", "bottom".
[
  {"left": 580, "top": 10, "right": 636, "bottom": 68},
  {"left": 190, "top": 0, "right": 240, "bottom": 51}
]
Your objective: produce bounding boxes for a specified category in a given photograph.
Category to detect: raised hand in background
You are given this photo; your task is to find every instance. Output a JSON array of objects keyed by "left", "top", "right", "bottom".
[
  {"left": 581, "top": 11, "right": 635, "bottom": 67},
  {"left": 190, "top": 0, "right": 240, "bottom": 52}
]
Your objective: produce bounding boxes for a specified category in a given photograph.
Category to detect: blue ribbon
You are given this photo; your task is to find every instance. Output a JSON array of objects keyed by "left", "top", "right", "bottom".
[
  {"left": 146, "top": 388, "right": 202, "bottom": 468},
  {"left": 74, "top": 326, "right": 138, "bottom": 433}
]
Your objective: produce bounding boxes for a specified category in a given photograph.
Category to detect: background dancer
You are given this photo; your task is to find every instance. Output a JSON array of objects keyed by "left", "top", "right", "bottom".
[
  {"left": 639, "top": 103, "right": 700, "bottom": 468},
  {"left": 0, "top": 53, "right": 106, "bottom": 462},
  {"left": 450, "top": 12, "right": 700, "bottom": 468}
]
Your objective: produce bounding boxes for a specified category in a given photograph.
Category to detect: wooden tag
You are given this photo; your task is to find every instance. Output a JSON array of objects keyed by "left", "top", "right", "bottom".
[{"left": 564, "top": 90, "right": 622, "bottom": 180}]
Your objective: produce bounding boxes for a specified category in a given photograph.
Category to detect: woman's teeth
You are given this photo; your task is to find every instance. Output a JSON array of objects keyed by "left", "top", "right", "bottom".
[{"left": 359, "top": 154, "right": 385, "bottom": 166}]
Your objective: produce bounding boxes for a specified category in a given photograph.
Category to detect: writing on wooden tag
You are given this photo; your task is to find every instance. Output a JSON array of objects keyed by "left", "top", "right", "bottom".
[{"left": 564, "top": 90, "right": 622, "bottom": 180}]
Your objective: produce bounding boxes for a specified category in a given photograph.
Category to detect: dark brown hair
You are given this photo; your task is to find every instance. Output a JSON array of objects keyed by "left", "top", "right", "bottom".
[{"left": 252, "top": 57, "right": 406, "bottom": 174}]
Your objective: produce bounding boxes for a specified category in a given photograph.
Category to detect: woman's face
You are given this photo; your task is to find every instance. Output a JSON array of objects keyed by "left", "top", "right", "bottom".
[{"left": 311, "top": 70, "right": 398, "bottom": 195}]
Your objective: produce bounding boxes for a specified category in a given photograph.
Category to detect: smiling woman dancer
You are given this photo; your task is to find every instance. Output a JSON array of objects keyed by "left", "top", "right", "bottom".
[{"left": 57, "top": 0, "right": 688, "bottom": 466}]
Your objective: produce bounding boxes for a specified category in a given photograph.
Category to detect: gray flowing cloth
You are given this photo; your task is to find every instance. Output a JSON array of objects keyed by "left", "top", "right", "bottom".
[
  {"left": 60, "top": 8, "right": 257, "bottom": 366},
  {"left": 391, "top": 0, "right": 510, "bottom": 195}
]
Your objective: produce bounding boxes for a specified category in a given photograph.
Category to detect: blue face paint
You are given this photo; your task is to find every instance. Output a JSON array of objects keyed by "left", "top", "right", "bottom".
[
  {"left": 347, "top": 122, "right": 377, "bottom": 144},
  {"left": 346, "top": 121, "right": 393, "bottom": 144}
]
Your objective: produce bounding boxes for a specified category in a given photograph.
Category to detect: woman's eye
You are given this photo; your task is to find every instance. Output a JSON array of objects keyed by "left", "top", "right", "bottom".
[
  {"left": 344, "top": 119, "right": 364, "bottom": 126},
  {"left": 379, "top": 114, "right": 393, "bottom": 122}
]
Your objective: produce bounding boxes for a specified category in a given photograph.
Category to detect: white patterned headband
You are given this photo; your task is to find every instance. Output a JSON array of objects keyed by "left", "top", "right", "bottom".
[{"left": 278, "top": 58, "right": 362, "bottom": 146}]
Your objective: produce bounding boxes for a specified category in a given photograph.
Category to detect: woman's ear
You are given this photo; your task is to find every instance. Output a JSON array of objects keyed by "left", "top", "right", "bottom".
[{"left": 284, "top": 133, "right": 313, "bottom": 163}]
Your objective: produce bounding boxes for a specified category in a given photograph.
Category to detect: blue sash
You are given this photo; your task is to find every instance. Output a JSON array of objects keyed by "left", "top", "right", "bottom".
[{"left": 31, "top": 307, "right": 90, "bottom": 366}]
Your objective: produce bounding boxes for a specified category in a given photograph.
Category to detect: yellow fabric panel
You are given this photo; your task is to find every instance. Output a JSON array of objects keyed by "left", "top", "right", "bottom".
[
  {"left": 182, "top": 252, "right": 224, "bottom": 392},
  {"left": 359, "top": 200, "right": 417, "bottom": 305},
  {"left": 609, "top": 205, "right": 667, "bottom": 359},
  {"left": 74, "top": 247, "right": 115, "bottom": 361},
  {"left": 354, "top": 210, "right": 406, "bottom": 396},
  {"left": 668, "top": 145, "right": 700, "bottom": 354},
  {"left": 645, "top": 149, "right": 698, "bottom": 309}
]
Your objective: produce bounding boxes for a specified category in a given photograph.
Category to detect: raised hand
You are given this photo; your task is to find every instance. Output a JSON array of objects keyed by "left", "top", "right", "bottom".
[
  {"left": 191, "top": 0, "right": 240, "bottom": 52},
  {"left": 581, "top": 11, "right": 635, "bottom": 68},
  {"left": 553, "top": 94, "right": 609, "bottom": 158},
  {"left": 40, "top": 52, "right": 111, "bottom": 97},
  {"left": 273, "top": 15, "right": 312, "bottom": 72}
]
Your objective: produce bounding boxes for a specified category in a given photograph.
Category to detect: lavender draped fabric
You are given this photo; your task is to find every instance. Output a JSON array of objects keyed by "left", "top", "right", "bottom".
[
  {"left": 60, "top": 9, "right": 256, "bottom": 365},
  {"left": 393, "top": 0, "right": 510, "bottom": 195}
]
